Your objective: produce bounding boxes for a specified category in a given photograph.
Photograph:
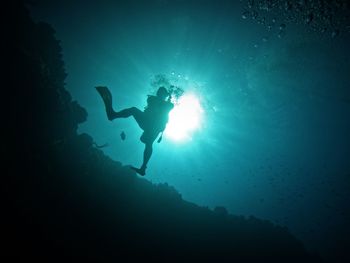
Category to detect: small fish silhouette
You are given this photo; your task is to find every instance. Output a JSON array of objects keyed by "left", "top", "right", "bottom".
[{"left": 120, "top": 131, "right": 126, "bottom": 141}]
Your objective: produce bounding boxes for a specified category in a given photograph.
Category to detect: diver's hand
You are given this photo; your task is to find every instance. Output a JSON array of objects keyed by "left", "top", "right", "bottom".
[{"left": 157, "top": 135, "right": 162, "bottom": 143}]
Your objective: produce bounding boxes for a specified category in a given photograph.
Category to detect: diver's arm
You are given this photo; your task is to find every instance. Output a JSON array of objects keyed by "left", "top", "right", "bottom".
[{"left": 166, "top": 98, "right": 174, "bottom": 110}]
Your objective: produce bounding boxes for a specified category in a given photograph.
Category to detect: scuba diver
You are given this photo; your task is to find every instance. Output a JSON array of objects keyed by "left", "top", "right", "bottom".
[{"left": 96, "top": 86, "right": 174, "bottom": 176}]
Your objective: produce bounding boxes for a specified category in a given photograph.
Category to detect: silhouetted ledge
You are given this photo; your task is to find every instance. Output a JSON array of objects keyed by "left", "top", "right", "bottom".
[{"left": 4, "top": 3, "right": 323, "bottom": 262}]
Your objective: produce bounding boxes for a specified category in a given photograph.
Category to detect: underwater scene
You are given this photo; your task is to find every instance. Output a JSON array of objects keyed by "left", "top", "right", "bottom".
[{"left": 6, "top": 1, "right": 350, "bottom": 262}]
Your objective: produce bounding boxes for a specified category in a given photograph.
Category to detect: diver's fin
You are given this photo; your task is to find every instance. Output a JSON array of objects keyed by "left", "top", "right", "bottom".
[
  {"left": 96, "top": 86, "right": 114, "bottom": 120},
  {"left": 130, "top": 166, "right": 146, "bottom": 176}
]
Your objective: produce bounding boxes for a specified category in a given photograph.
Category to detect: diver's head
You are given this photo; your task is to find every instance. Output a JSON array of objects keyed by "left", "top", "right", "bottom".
[{"left": 156, "top": 86, "right": 169, "bottom": 100}]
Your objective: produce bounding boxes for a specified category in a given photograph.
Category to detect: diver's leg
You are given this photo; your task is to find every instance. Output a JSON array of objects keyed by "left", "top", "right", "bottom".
[
  {"left": 131, "top": 131, "right": 157, "bottom": 176},
  {"left": 96, "top": 86, "right": 144, "bottom": 124},
  {"left": 114, "top": 107, "right": 141, "bottom": 119},
  {"left": 141, "top": 142, "right": 153, "bottom": 172},
  {"left": 131, "top": 142, "right": 152, "bottom": 176},
  {"left": 111, "top": 107, "right": 144, "bottom": 128}
]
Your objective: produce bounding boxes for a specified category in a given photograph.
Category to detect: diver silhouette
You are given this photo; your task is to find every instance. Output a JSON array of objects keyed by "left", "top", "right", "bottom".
[{"left": 96, "top": 86, "right": 174, "bottom": 176}]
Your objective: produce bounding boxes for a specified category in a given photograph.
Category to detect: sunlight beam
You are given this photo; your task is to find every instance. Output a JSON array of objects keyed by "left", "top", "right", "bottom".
[{"left": 165, "top": 94, "right": 203, "bottom": 142}]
